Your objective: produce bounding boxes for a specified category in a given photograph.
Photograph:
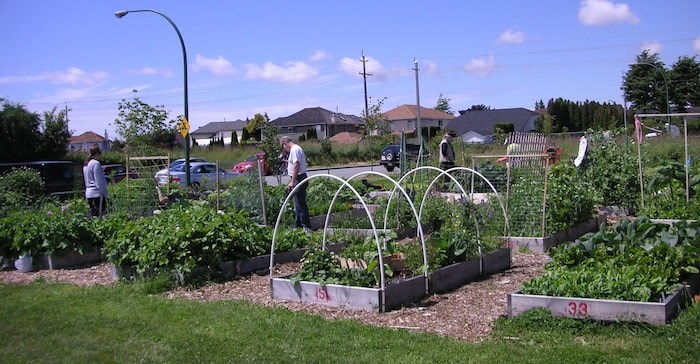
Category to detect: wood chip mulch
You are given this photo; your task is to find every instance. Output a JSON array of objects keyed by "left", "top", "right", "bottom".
[{"left": 0, "top": 252, "right": 548, "bottom": 343}]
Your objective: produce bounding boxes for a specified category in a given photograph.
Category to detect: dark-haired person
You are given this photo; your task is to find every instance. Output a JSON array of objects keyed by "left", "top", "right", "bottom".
[
  {"left": 280, "top": 136, "right": 311, "bottom": 232},
  {"left": 83, "top": 145, "right": 109, "bottom": 217}
]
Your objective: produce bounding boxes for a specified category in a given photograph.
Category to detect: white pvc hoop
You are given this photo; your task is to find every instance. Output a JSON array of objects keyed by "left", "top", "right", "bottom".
[
  {"left": 322, "top": 171, "right": 429, "bottom": 292},
  {"left": 269, "top": 174, "right": 388, "bottom": 289}
]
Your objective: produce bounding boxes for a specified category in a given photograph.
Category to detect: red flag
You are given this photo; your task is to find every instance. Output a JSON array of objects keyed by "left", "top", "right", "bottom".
[{"left": 634, "top": 115, "right": 642, "bottom": 143}]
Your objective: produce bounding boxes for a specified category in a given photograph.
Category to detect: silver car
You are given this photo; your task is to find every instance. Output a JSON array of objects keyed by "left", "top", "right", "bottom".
[{"left": 155, "top": 162, "right": 240, "bottom": 188}]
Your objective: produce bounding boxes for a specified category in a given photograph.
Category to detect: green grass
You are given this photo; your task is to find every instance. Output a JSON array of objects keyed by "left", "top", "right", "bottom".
[{"left": 1, "top": 281, "right": 698, "bottom": 363}]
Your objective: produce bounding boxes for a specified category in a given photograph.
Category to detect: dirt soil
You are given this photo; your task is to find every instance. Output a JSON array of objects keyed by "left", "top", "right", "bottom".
[{"left": 0, "top": 252, "right": 548, "bottom": 343}]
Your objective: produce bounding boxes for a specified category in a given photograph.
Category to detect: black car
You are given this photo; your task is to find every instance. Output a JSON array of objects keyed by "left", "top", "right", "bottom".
[
  {"left": 102, "top": 164, "right": 140, "bottom": 183},
  {"left": 379, "top": 144, "right": 421, "bottom": 172}
]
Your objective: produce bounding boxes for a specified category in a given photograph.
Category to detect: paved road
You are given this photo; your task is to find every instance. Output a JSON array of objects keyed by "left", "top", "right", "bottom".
[{"left": 264, "top": 164, "right": 392, "bottom": 186}]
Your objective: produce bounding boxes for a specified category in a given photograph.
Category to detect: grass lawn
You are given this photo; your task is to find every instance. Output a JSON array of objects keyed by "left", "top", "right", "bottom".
[{"left": 1, "top": 281, "right": 698, "bottom": 363}]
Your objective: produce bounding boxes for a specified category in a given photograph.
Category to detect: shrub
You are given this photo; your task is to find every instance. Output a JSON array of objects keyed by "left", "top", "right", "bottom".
[{"left": 0, "top": 167, "right": 45, "bottom": 216}]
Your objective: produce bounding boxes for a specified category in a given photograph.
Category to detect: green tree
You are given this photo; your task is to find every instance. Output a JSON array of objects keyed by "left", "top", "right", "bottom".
[
  {"left": 38, "top": 107, "right": 71, "bottom": 160},
  {"left": 622, "top": 51, "right": 669, "bottom": 114},
  {"left": 245, "top": 113, "right": 268, "bottom": 141},
  {"left": 0, "top": 100, "right": 41, "bottom": 162},
  {"left": 360, "top": 96, "right": 389, "bottom": 137},
  {"left": 231, "top": 130, "right": 239, "bottom": 146},
  {"left": 260, "top": 121, "right": 284, "bottom": 177},
  {"left": 669, "top": 55, "right": 700, "bottom": 112},
  {"left": 434, "top": 93, "right": 454, "bottom": 115},
  {"left": 114, "top": 97, "right": 177, "bottom": 153}
]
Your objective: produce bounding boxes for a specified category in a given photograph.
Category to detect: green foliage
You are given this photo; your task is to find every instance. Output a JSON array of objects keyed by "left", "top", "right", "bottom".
[
  {"left": 434, "top": 93, "right": 454, "bottom": 115},
  {"left": 290, "top": 247, "right": 377, "bottom": 287},
  {"left": 545, "top": 161, "right": 595, "bottom": 234},
  {"left": 640, "top": 160, "right": 700, "bottom": 219},
  {"left": 2, "top": 199, "right": 96, "bottom": 259},
  {"left": 38, "top": 107, "right": 71, "bottom": 160},
  {"left": 114, "top": 97, "right": 178, "bottom": 153},
  {"left": 0, "top": 99, "right": 41, "bottom": 162},
  {"left": 522, "top": 217, "right": 700, "bottom": 302},
  {"left": 0, "top": 167, "right": 45, "bottom": 216},
  {"left": 581, "top": 130, "right": 640, "bottom": 210}
]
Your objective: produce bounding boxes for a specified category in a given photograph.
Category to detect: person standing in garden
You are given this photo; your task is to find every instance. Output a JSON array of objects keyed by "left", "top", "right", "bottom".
[
  {"left": 83, "top": 144, "right": 109, "bottom": 217},
  {"left": 280, "top": 136, "right": 311, "bottom": 232},
  {"left": 439, "top": 133, "right": 455, "bottom": 190}
]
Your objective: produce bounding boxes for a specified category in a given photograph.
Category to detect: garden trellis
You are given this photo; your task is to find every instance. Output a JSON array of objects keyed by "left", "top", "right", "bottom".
[{"left": 634, "top": 112, "right": 700, "bottom": 211}]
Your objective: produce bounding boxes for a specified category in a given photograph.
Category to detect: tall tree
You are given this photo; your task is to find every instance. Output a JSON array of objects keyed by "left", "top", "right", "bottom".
[
  {"left": 38, "top": 106, "right": 71, "bottom": 160},
  {"left": 360, "top": 96, "right": 390, "bottom": 137},
  {"left": 622, "top": 51, "right": 669, "bottom": 114},
  {"left": 0, "top": 99, "right": 41, "bottom": 162},
  {"left": 669, "top": 55, "right": 700, "bottom": 112},
  {"left": 114, "top": 97, "right": 177, "bottom": 153},
  {"left": 434, "top": 93, "right": 454, "bottom": 115}
]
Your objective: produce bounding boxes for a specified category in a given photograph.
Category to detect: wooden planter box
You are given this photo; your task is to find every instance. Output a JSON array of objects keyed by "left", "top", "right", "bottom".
[
  {"left": 38, "top": 247, "right": 103, "bottom": 270},
  {"left": 219, "top": 242, "right": 348, "bottom": 278},
  {"left": 271, "top": 248, "right": 512, "bottom": 312},
  {"left": 508, "top": 213, "right": 607, "bottom": 253},
  {"left": 508, "top": 274, "right": 700, "bottom": 325}
]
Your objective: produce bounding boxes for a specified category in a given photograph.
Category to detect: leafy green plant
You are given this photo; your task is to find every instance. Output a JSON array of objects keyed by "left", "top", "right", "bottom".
[
  {"left": 522, "top": 217, "right": 700, "bottom": 302},
  {"left": 0, "top": 167, "right": 45, "bottom": 217},
  {"left": 290, "top": 247, "right": 377, "bottom": 287}
]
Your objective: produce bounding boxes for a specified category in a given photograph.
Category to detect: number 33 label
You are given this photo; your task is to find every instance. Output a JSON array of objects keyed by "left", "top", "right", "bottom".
[{"left": 567, "top": 301, "right": 589, "bottom": 316}]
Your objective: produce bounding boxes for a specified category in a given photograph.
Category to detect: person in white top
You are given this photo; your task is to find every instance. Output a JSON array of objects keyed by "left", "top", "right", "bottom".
[
  {"left": 280, "top": 136, "right": 311, "bottom": 231},
  {"left": 83, "top": 144, "right": 109, "bottom": 217}
]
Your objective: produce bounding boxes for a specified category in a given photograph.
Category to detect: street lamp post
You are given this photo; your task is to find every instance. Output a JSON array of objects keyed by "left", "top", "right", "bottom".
[
  {"left": 115, "top": 9, "right": 191, "bottom": 186},
  {"left": 633, "top": 61, "right": 671, "bottom": 124}
]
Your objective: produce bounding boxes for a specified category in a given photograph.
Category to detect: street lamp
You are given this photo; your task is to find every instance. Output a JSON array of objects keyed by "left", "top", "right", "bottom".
[
  {"left": 632, "top": 61, "right": 671, "bottom": 124},
  {"left": 115, "top": 9, "right": 191, "bottom": 186}
]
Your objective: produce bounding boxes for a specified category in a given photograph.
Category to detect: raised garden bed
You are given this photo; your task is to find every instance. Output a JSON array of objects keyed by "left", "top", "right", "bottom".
[
  {"left": 38, "top": 247, "right": 103, "bottom": 270},
  {"left": 219, "top": 242, "right": 348, "bottom": 278},
  {"left": 270, "top": 248, "right": 512, "bottom": 312},
  {"left": 508, "top": 274, "right": 700, "bottom": 324},
  {"left": 508, "top": 212, "right": 608, "bottom": 253}
]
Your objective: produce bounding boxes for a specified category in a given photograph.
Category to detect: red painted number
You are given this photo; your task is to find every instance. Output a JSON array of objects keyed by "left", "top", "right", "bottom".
[
  {"left": 315, "top": 287, "right": 330, "bottom": 301},
  {"left": 566, "top": 301, "right": 589, "bottom": 316}
]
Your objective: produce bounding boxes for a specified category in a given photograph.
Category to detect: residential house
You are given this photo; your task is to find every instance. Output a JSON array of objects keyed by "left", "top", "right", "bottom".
[
  {"left": 69, "top": 131, "right": 110, "bottom": 152},
  {"left": 270, "top": 107, "right": 363, "bottom": 140},
  {"left": 445, "top": 107, "right": 540, "bottom": 144},
  {"left": 382, "top": 104, "right": 455, "bottom": 136},
  {"left": 190, "top": 120, "right": 248, "bottom": 146}
]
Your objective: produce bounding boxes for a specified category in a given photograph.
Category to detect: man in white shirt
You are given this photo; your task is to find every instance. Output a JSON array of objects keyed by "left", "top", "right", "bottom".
[{"left": 280, "top": 136, "right": 311, "bottom": 231}]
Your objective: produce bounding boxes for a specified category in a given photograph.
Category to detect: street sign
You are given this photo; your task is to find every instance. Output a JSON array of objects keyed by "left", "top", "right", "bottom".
[{"left": 178, "top": 117, "right": 190, "bottom": 138}]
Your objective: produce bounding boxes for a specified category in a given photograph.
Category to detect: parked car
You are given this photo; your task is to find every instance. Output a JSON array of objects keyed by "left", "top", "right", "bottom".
[
  {"left": 102, "top": 164, "right": 140, "bottom": 183},
  {"left": 379, "top": 144, "right": 422, "bottom": 172},
  {"left": 169, "top": 157, "right": 207, "bottom": 169},
  {"left": 154, "top": 162, "right": 240, "bottom": 188},
  {"left": 232, "top": 152, "right": 274, "bottom": 176}
]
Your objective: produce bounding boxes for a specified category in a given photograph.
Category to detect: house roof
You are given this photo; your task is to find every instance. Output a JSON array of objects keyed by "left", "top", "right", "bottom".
[
  {"left": 382, "top": 104, "right": 455, "bottom": 121},
  {"left": 270, "top": 107, "right": 362, "bottom": 127},
  {"left": 190, "top": 120, "right": 248, "bottom": 137},
  {"left": 445, "top": 108, "right": 539, "bottom": 136},
  {"left": 70, "top": 131, "right": 107, "bottom": 143}
]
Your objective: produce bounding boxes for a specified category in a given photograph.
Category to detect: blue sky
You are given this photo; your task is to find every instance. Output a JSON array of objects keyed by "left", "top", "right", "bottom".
[{"left": 1, "top": 0, "right": 699, "bottom": 139}]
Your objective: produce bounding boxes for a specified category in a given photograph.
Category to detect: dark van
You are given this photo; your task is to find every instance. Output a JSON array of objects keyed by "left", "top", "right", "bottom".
[{"left": 0, "top": 161, "right": 76, "bottom": 197}]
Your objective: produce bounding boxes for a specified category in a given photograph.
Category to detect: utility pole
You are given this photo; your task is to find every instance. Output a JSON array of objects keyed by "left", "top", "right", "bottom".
[
  {"left": 359, "top": 50, "right": 372, "bottom": 122},
  {"left": 413, "top": 58, "right": 422, "bottom": 144}
]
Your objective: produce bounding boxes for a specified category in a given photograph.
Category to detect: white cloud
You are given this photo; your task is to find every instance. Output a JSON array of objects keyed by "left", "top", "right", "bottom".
[
  {"left": 578, "top": 0, "right": 640, "bottom": 26},
  {"left": 421, "top": 60, "right": 439, "bottom": 76},
  {"left": 0, "top": 67, "right": 108, "bottom": 85},
  {"left": 694, "top": 36, "right": 700, "bottom": 53},
  {"left": 242, "top": 61, "right": 319, "bottom": 83},
  {"left": 498, "top": 29, "right": 525, "bottom": 44},
  {"left": 641, "top": 41, "right": 663, "bottom": 54},
  {"left": 129, "top": 67, "right": 175, "bottom": 78},
  {"left": 309, "top": 50, "right": 329, "bottom": 61},
  {"left": 338, "top": 55, "right": 388, "bottom": 80},
  {"left": 193, "top": 54, "right": 237, "bottom": 75},
  {"left": 464, "top": 55, "right": 497, "bottom": 77}
]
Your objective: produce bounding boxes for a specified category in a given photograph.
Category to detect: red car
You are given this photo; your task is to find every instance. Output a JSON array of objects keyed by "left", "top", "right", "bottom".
[{"left": 232, "top": 152, "right": 273, "bottom": 175}]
